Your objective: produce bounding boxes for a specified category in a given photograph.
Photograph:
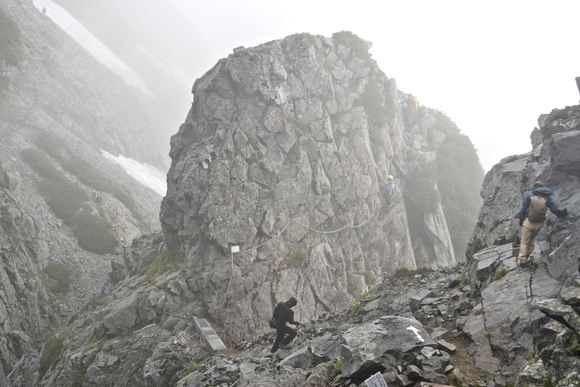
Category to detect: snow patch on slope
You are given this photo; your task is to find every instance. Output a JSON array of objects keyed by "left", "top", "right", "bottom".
[{"left": 102, "top": 150, "right": 166, "bottom": 197}]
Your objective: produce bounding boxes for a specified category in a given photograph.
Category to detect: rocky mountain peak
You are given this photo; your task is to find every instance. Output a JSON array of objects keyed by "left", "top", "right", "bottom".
[{"left": 158, "top": 32, "right": 481, "bottom": 341}]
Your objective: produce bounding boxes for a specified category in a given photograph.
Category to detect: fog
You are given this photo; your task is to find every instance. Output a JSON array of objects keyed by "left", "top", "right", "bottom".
[{"left": 52, "top": 0, "right": 580, "bottom": 171}]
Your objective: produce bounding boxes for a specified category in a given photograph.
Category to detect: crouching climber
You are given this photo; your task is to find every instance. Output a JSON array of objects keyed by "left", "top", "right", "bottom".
[
  {"left": 516, "top": 181, "right": 567, "bottom": 267},
  {"left": 270, "top": 297, "right": 305, "bottom": 353}
]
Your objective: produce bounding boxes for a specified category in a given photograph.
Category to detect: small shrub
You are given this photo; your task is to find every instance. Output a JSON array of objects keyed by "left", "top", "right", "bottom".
[
  {"left": 185, "top": 362, "right": 199, "bottom": 376},
  {"left": 333, "top": 357, "right": 343, "bottom": 372},
  {"left": 22, "top": 148, "right": 120, "bottom": 254},
  {"left": 35, "top": 135, "right": 147, "bottom": 230},
  {"left": 474, "top": 308, "right": 486, "bottom": 315},
  {"left": 38, "top": 334, "right": 66, "bottom": 381},
  {"left": 242, "top": 130, "right": 258, "bottom": 146},
  {"left": 364, "top": 271, "right": 374, "bottom": 285},
  {"left": 461, "top": 274, "right": 469, "bottom": 285},
  {"left": 140, "top": 246, "right": 184, "bottom": 281},
  {"left": 485, "top": 331, "right": 492, "bottom": 338},
  {"left": 42, "top": 263, "right": 71, "bottom": 295},
  {"left": 350, "top": 300, "right": 361, "bottom": 315},
  {"left": 287, "top": 250, "right": 309, "bottom": 268},
  {"left": 219, "top": 182, "right": 232, "bottom": 192},
  {"left": 332, "top": 31, "right": 372, "bottom": 63},
  {"left": 71, "top": 355, "right": 94, "bottom": 387},
  {"left": 393, "top": 267, "right": 411, "bottom": 279},
  {"left": 450, "top": 373, "right": 464, "bottom": 387},
  {"left": 71, "top": 211, "right": 118, "bottom": 254},
  {"left": 393, "top": 267, "right": 429, "bottom": 280},
  {"left": 489, "top": 219, "right": 501, "bottom": 231},
  {"left": 39, "top": 178, "right": 87, "bottom": 219},
  {"left": 492, "top": 267, "right": 509, "bottom": 282}
]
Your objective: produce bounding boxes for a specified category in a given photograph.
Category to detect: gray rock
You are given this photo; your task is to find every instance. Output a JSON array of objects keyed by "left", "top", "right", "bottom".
[
  {"left": 533, "top": 298, "right": 580, "bottom": 333},
  {"left": 279, "top": 346, "right": 314, "bottom": 368},
  {"left": 341, "top": 316, "right": 435, "bottom": 378},
  {"left": 437, "top": 339, "right": 456, "bottom": 354}
]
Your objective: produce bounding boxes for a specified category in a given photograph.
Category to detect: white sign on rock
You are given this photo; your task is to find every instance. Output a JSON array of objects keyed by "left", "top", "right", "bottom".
[
  {"left": 407, "top": 325, "right": 425, "bottom": 342},
  {"left": 365, "top": 372, "right": 388, "bottom": 387}
]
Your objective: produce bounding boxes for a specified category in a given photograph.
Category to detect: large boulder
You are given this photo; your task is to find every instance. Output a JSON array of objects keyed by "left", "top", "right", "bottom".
[{"left": 341, "top": 316, "right": 437, "bottom": 378}]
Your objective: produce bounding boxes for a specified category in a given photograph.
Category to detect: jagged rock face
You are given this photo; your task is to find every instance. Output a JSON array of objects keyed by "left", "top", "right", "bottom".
[
  {"left": 0, "top": 185, "right": 47, "bottom": 386},
  {"left": 469, "top": 104, "right": 580, "bottom": 280},
  {"left": 466, "top": 104, "right": 580, "bottom": 385},
  {"left": 160, "top": 33, "right": 456, "bottom": 338}
]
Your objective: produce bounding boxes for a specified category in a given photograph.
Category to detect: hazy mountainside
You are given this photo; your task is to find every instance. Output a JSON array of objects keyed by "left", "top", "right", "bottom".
[
  {"left": 50, "top": 0, "right": 194, "bottom": 132},
  {"left": 0, "top": 0, "right": 167, "bottom": 384},
  {"left": 1, "top": 0, "right": 173, "bottom": 170}
]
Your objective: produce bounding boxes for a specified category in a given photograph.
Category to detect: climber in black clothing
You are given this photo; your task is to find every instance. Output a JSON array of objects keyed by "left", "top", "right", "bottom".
[{"left": 270, "top": 297, "right": 305, "bottom": 353}]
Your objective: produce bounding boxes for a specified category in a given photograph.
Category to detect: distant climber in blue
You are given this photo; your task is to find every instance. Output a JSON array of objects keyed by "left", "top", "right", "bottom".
[
  {"left": 383, "top": 175, "right": 395, "bottom": 207},
  {"left": 516, "top": 181, "right": 567, "bottom": 267}
]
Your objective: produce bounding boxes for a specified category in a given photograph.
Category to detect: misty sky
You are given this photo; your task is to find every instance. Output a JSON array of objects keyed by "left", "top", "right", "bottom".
[
  {"left": 153, "top": 0, "right": 579, "bottom": 172},
  {"left": 42, "top": 0, "right": 580, "bottom": 172}
]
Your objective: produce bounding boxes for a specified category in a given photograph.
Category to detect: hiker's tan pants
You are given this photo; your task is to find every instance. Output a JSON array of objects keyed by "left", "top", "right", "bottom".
[{"left": 518, "top": 219, "right": 544, "bottom": 262}]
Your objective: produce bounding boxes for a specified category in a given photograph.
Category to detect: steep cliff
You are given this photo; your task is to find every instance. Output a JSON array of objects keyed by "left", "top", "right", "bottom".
[{"left": 159, "top": 32, "right": 481, "bottom": 340}]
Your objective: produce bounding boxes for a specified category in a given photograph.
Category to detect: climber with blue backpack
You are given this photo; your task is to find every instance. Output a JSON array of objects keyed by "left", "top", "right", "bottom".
[
  {"left": 516, "top": 181, "right": 567, "bottom": 267},
  {"left": 383, "top": 175, "right": 395, "bottom": 207}
]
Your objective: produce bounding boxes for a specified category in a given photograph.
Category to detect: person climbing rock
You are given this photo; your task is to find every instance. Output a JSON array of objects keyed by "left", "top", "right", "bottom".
[
  {"left": 409, "top": 95, "right": 419, "bottom": 113},
  {"left": 383, "top": 175, "right": 396, "bottom": 207},
  {"left": 270, "top": 297, "right": 305, "bottom": 353},
  {"left": 516, "top": 181, "right": 567, "bottom": 267},
  {"left": 407, "top": 95, "right": 419, "bottom": 124}
]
